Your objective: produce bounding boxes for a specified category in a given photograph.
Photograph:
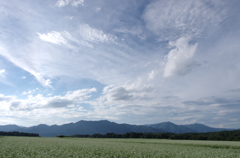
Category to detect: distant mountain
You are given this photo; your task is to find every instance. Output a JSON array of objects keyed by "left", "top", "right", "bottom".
[
  {"left": 0, "top": 120, "right": 164, "bottom": 137},
  {"left": 147, "top": 122, "right": 236, "bottom": 133},
  {"left": 180, "top": 123, "right": 220, "bottom": 133},
  {"left": 147, "top": 122, "right": 195, "bottom": 134},
  {"left": 0, "top": 120, "right": 237, "bottom": 137},
  {"left": 181, "top": 123, "right": 235, "bottom": 133},
  {"left": 123, "top": 124, "right": 166, "bottom": 133},
  {"left": 0, "top": 125, "right": 22, "bottom": 131}
]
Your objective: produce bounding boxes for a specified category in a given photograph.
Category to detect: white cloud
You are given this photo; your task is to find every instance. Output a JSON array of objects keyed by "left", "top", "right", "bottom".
[
  {"left": 94, "top": 80, "right": 154, "bottom": 107},
  {"left": 38, "top": 31, "right": 68, "bottom": 46},
  {"left": 103, "top": 86, "right": 134, "bottom": 101},
  {"left": 79, "top": 24, "right": 117, "bottom": 43},
  {"left": 66, "top": 88, "right": 97, "bottom": 101},
  {"left": 0, "top": 69, "right": 5, "bottom": 77},
  {"left": 33, "top": 72, "right": 52, "bottom": 88},
  {"left": 56, "top": 0, "right": 84, "bottom": 7},
  {"left": 22, "top": 90, "right": 32, "bottom": 95},
  {"left": 0, "top": 69, "right": 5, "bottom": 74},
  {"left": 63, "top": 31, "right": 93, "bottom": 48},
  {"left": 148, "top": 70, "right": 157, "bottom": 80},
  {"left": 163, "top": 37, "right": 198, "bottom": 78},
  {"left": 144, "top": 0, "right": 229, "bottom": 40},
  {"left": 38, "top": 31, "right": 93, "bottom": 49},
  {"left": 45, "top": 79, "right": 52, "bottom": 87},
  {"left": 9, "top": 88, "right": 96, "bottom": 111},
  {"left": 0, "top": 103, "right": 10, "bottom": 111},
  {"left": 0, "top": 94, "right": 14, "bottom": 102}
]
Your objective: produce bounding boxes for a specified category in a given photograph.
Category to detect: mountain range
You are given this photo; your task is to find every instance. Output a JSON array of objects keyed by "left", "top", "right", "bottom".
[{"left": 0, "top": 120, "right": 237, "bottom": 137}]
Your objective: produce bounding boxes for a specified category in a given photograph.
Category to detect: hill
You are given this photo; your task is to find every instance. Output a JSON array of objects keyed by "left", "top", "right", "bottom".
[
  {"left": 0, "top": 120, "right": 237, "bottom": 137},
  {"left": 147, "top": 122, "right": 235, "bottom": 133},
  {"left": 0, "top": 120, "right": 164, "bottom": 137},
  {"left": 147, "top": 122, "right": 194, "bottom": 133}
]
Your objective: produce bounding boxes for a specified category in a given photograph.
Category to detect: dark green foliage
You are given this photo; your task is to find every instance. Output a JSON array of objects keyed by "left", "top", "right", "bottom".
[
  {"left": 169, "top": 130, "right": 240, "bottom": 141},
  {"left": 0, "top": 131, "right": 39, "bottom": 137},
  {"left": 73, "top": 132, "right": 173, "bottom": 139},
  {"left": 72, "top": 130, "right": 240, "bottom": 141},
  {"left": 56, "top": 135, "right": 66, "bottom": 138}
]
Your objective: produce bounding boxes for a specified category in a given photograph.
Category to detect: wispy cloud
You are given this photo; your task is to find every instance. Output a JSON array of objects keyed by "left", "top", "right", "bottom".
[
  {"left": 22, "top": 90, "right": 33, "bottom": 95},
  {"left": 114, "top": 27, "right": 145, "bottom": 40},
  {"left": 144, "top": 0, "right": 229, "bottom": 40},
  {"left": 56, "top": 0, "right": 84, "bottom": 7},
  {"left": 0, "top": 43, "right": 51, "bottom": 87},
  {"left": 38, "top": 31, "right": 68, "bottom": 46},
  {"left": 79, "top": 24, "right": 117, "bottom": 43},
  {"left": 0, "top": 69, "right": 5, "bottom": 77},
  {"left": 38, "top": 31, "right": 93, "bottom": 49},
  {"left": 65, "top": 88, "right": 97, "bottom": 101}
]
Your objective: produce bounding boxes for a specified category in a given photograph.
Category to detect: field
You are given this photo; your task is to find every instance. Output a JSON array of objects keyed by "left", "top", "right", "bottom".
[{"left": 0, "top": 136, "right": 240, "bottom": 158}]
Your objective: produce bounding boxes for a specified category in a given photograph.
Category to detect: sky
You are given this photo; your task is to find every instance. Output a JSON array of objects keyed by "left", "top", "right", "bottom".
[{"left": 0, "top": 0, "right": 240, "bottom": 128}]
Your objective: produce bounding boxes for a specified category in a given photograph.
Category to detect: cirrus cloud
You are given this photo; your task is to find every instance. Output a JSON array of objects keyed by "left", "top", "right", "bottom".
[
  {"left": 79, "top": 24, "right": 117, "bottom": 43},
  {"left": 144, "top": 0, "right": 229, "bottom": 40}
]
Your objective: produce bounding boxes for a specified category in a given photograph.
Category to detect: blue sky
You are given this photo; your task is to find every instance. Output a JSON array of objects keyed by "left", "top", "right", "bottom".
[{"left": 0, "top": 0, "right": 240, "bottom": 128}]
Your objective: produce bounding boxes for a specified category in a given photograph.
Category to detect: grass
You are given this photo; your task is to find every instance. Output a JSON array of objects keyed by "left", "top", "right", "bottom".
[{"left": 0, "top": 137, "right": 240, "bottom": 158}]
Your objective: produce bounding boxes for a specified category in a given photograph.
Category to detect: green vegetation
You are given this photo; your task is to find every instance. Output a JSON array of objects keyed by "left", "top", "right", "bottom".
[
  {"left": 0, "top": 131, "right": 39, "bottom": 137},
  {"left": 169, "top": 130, "right": 240, "bottom": 141},
  {"left": 73, "top": 130, "right": 240, "bottom": 141},
  {"left": 56, "top": 135, "right": 66, "bottom": 138},
  {"left": 0, "top": 137, "right": 240, "bottom": 157}
]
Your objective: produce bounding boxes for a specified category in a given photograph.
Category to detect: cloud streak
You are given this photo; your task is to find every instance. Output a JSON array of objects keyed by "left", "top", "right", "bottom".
[
  {"left": 79, "top": 24, "right": 117, "bottom": 43},
  {"left": 38, "top": 31, "right": 93, "bottom": 49},
  {"left": 38, "top": 32, "right": 68, "bottom": 46}
]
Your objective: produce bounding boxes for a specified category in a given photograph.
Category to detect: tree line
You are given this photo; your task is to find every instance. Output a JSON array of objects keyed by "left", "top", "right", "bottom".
[
  {"left": 69, "top": 130, "right": 240, "bottom": 141},
  {"left": 0, "top": 131, "right": 39, "bottom": 137}
]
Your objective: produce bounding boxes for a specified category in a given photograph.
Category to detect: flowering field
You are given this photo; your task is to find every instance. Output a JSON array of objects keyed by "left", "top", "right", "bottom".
[{"left": 0, "top": 136, "right": 240, "bottom": 158}]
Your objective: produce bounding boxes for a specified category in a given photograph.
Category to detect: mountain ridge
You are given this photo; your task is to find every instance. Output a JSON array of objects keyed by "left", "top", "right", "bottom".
[{"left": 0, "top": 120, "right": 237, "bottom": 137}]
